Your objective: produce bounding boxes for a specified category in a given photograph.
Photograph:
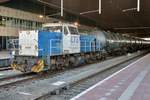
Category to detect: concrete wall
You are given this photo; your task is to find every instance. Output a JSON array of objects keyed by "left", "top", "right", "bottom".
[{"left": 0, "top": 6, "right": 58, "bottom": 36}]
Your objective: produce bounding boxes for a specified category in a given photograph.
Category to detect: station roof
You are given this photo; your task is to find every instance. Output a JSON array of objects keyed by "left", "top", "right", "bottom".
[{"left": 1, "top": 0, "right": 150, "bottom": 38}]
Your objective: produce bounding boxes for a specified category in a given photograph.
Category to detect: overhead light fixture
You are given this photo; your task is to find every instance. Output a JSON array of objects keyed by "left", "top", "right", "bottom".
[
  {"left": 74, "top": 22, "right": 79, "bottom": 26},
  {"left": 39, "top": 15, "right": 44, "bottom": 18},
  {"left": 143, "top": 38, "right": 150, "bottom": 40},
  {"left": 122, "top": 8, "right": 137, "bottom": 12},
  {"left": 80, "top": 10, "right": 99, "bottom": 15},
  {"left": 2, "top": 18, "right": 6, "bottom": 21}
]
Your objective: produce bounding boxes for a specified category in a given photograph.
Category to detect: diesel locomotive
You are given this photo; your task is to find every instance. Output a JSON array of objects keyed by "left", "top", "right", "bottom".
[{"left": 11, "top": 23, "right": 150, "bottom": 73}]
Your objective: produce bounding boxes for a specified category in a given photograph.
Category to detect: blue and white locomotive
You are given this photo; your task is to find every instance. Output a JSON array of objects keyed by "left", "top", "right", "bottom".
[
  {"left": 11, "top": 23, "right": 150, "bottom": 73},
  {"left": 11, "top": 23, "right": 102, "bottom": 72}
]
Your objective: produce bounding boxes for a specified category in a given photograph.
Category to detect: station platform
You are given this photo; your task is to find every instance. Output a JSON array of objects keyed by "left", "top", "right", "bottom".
[
  {"left": 0, "top": 51, "right": 11, "bottom": 60},
  {"left": 71, "top": 53, "right": 150, "bottom": 100},
  {"left": 0, "top": 51, "right": 11, "bottom": 67}
]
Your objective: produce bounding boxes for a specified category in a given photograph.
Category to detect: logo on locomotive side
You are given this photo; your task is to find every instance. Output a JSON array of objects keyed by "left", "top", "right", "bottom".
[{"left": 71, "top": 36, "right": 79, "bottom": 44}]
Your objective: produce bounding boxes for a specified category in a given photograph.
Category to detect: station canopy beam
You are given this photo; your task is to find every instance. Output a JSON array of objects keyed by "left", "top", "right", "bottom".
[
  {"left": 122, "top": 0, "right": 140, "bottom": 12},
  {"left": 38, "top": 0, "right": 64, "bottom": 17},
  {"left": 80, "top": 0, "right": 101, "bottom": 15}
]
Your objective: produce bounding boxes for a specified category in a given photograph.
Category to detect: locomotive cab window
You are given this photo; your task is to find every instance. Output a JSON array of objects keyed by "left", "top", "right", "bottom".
[
  {"left": 64, "top": 26, "right": 69, "bottom": 35},
  {"left": 43, "top": 26, "right": 62, "bottom": 33},
  {"left": 69, "top": 27, "right": 78, "bottom": 35}
]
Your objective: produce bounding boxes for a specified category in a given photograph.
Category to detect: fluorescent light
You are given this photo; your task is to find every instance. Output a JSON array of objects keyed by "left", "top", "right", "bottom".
[
  {"left": 80, "top": 10, "right": 98, "bottom": 15},
  {"left": 2, "top": 18, "right": 6, "bottom": 21},
  {"left": 122, "top": 8, "right": 137, "bottom": 12}
]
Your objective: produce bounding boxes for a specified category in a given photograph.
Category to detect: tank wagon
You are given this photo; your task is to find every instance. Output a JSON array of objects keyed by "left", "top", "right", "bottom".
[{"left": 11, "top": 23, "right": 150, "bottom": 73}]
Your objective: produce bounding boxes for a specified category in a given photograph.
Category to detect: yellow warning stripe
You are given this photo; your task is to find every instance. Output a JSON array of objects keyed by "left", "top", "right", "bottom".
[
  {"left": 31, "top": 60, "right": 44, "bottom": 73},
  {"left": 11, "top": 63, "right": 17, "bottom": 70}
]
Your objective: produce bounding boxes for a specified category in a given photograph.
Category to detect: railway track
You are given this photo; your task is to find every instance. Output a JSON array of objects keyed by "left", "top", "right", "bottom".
[
  {"left": 0, "top": 51, "right": 148, "bottom": 100},
  {"left": 0, "top": 66, "right": 73, "bottom": 90},
  {"left": 0, "top": 72, "right": 37, "bottom": 88},
  {"left": 0, "top": 67, "right": 12, "bottom": 71},
  {"left": 36, "top": 54, "right": 145, "bottom": 100}
]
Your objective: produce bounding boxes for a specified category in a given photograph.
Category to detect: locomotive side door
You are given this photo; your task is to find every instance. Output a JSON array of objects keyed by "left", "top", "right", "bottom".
[
  {"left": 69, "top": 28, "right": 80, "bottom": 54},
  {"left": 62, "top": 25, "right": 80, "bottom": 54},
  {"left": 62, "top": 26, "right": 71, "bottom": 54}
]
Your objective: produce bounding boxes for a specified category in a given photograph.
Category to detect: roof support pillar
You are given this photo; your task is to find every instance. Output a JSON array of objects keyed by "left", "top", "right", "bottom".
[
  {"left": 99, "top": 0, "right": 101, "bottom": 14},
  {"left": 137, "top": 0, "right": 140, "bottom": 12},
  {"left": 61, "top": 0, "right": 63, "bottom": 16}
]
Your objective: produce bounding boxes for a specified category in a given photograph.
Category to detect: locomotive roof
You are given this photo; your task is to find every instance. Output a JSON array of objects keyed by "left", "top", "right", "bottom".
[{"left": 43, "top": 23, "right": 78, "bottom": 28}]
